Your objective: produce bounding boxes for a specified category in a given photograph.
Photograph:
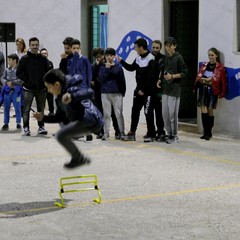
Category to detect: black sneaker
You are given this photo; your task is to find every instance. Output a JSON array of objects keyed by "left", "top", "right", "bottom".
[
  {"left": 16, "top": 124, "right": 22, "bottom": 130},
  {"left": 115, "top": 134, "right": 121, "bottom": 140},
  {"left": 122, "top": 131, "right": 136, "bottom": 141},
  {"left": 38, "top": 127, "right": 48, "bottom": 135},
  {"left": 86, "top": 135, "right": 93, "bottom": 142},
  {"left": 156, "top": 134, "right": 166, "bottom": 142},
  {"left": 96, "top": 133, "right": 103, "bottom": 139},
  {"left": 1, "top": 124, "right": 9, "bottom": 131},
  {"left": 143, "top": 134, "right": 154, "bottom": 143},
  {"left": 64, "top": 156, "right": 91, "bottom": 169}
]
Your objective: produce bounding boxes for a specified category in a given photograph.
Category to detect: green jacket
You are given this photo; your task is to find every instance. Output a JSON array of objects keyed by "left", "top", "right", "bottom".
[{"left": 161, "top": 52, "right": 188, "bottom": 97}]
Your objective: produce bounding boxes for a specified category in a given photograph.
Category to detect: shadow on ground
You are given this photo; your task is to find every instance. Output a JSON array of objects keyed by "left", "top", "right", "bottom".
[{"left": 0, "top": 199, "right": 71, "bottom": 218}]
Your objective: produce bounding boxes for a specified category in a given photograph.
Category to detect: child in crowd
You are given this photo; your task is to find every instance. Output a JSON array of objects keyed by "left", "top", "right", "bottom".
[
  {"left": 92, "top": 47, "right": 121, "bottom": 139},
  {"left": 98, "top": 48, "right": 126, "bottom": 140},
  {"left": 1, "top": 54, "right": 23, "bottom": 131},
  {"left": 33, "top": 69, "right": 103, "bottom": 169},
  {"left": 67, "top": 38, "right": 93, "bottom": 142},
  {"left": 157, "top": 37, "right": 188, "bottom": 144}
]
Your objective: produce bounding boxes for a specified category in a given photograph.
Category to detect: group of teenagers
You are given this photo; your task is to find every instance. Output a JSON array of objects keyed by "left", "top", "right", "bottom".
[{"left": 0, "top": 35, "right": 226, "bottom": 169}]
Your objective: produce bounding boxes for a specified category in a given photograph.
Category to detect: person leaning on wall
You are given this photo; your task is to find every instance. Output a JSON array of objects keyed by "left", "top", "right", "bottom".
[{"left": 194, "top": 47, "right": 227, "bottom": 140}]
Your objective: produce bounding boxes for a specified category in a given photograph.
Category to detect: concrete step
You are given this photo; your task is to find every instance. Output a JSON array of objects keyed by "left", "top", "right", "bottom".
[{"left": 179, "top": 121, "right": 198, "bottom": 134}]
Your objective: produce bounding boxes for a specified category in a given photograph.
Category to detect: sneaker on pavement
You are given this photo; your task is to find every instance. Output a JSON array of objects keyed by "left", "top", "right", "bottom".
[
  {"left": 64, "top": 156, "right": 91, "bottom": 169},
  {"left": 96, "top": 133, "right": 103, "bottom": 139},
  {"left": 143, "top": 134, "right": 154, "bottom": 143},
  {"left": 16, "top": 124, "right": 22, "bottom": 130},
  {"left": 122, "top": 131, "right": 136, "bottom": 141},
  {"left": 101, "top": 134, "right": 109, "bottom": 140},
  {"left": 115, "top": 133, "right": 121, "bottom": 140},
  {"left": 166, "top": 136, "right": 179, "bottom": 144},
  {"left": 156, "top": 134, "right": 166, "bottom": 142},
  {"left": 38, "top": 127, "right": 48, "bottom": 135},
  {"left": 1, "top": 124, "right": 9, "bottom": 131},
  {"left": 86, "top": 135, "right": 93, "bottom": 142},
  {"left": 24, "top": 127, "right": 31, "bottom": 136}
]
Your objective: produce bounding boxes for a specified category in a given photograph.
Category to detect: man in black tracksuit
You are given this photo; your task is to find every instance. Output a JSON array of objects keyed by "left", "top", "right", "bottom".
[
  {"left": 16, "top": 37, "right": 49, "bottom": 136},
  {"left": 117, "top": 38, "right": 155, "bottom": 141},
  {"left": 151, "top": 40, "right": 166, "bottom": 142}
]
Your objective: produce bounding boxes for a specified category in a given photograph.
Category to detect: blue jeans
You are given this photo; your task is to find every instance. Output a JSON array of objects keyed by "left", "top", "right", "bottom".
[
  {"left": 23, "top": 88, "right": 47, "bottom": 128},
  {"left": 3, "top": 90, "right": 22, "bottom": 124}
]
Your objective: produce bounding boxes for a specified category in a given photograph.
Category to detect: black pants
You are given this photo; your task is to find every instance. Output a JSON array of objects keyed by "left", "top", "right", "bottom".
[
  {"left": 23, "top": 88, "right": 47, "bottom": 128},
  {"left": 56, "top": 120, "right": 101, "bottom": 160},
  {"left": 47, "top": 92, "right": 54, "bottom": 113},
  {"left": 153, "top": 96, "right": 165, "bottom": 136},
  {"left": 130, "top": 94, "right": 156, "bottom": 137}
]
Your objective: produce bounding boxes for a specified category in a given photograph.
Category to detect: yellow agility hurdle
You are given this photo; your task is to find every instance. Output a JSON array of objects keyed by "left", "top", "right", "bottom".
[{"left": 54, "top": 174, "right": 102, "bottom": 208}]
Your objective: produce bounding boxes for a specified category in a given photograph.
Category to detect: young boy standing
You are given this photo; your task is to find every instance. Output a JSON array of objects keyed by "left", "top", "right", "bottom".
[
  {"left": 1, "top": 54, "right": 23, "bottom": 131},
  {"left": 67, "top": 38, "right": 93, "bottom": 142},
  {"left": 157, "top": 37, "right": 188, "bottom": 144},
  {"left": 98, "top": 48, "right": 126, "bottom": 140}
]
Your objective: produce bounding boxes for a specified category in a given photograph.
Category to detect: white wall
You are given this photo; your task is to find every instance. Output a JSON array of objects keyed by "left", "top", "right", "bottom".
[
  {"left": 1, "top": 0, "right": 239, "bottom": 138},
  {"left": 108, "top": 0, "right": 164, "bottom": 125},
  {"left": 0, "top": 0, "right": 81, "bottom": 68},
  {"left": 199, "top": 0, "right": 240, "bottom": 138}
]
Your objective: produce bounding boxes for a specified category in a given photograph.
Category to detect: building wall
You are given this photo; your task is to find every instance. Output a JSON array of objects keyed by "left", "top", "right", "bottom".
[
  {"left": 0, "top": 0, "right": 81, "bottom": 68},
  {"left": 198, "top": 0, "right": 240, "bottom": 138},
  {"left": 108, "top": 0, "right": 164, "bottom": 124},
  {"left": 1, "top": 0, "right": 240, "bottom": 138}
]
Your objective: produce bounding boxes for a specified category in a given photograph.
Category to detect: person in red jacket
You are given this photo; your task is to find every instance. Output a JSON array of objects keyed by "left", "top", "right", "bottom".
[{"left": 194, "top": 47, "right": 227, "bottom": 140}]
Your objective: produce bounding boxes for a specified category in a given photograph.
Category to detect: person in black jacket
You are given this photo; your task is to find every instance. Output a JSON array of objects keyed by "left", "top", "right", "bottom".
[
  {"left": 33, "top": 69, "right": 103, "bottom": 169},
  {"left": 16, "top": 37, "right": 49, "bottom": 136},
  {"left": 116, "top": 38, "right": 156, "bottom": 141},
  {"left": 40, "top": 48, "right": 54, "bottom": 115},
  {"left": 151, "top": 40, "right": 166, "bottom": 142}
]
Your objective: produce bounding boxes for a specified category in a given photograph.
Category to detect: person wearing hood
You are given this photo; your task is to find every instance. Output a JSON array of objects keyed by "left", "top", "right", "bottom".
[
  {"left": 116, "top": 38, "right": 156, "bottom": 141},
  {"left": 157, "top": 37, "right": 188, "bottom": 144},
  {"left": 16, "top": 37, "right": 49, "bottom": 136}
]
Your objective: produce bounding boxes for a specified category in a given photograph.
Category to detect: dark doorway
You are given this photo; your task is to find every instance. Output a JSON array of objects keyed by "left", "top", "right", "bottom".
[{"left": 169, "top": 0, "right": 199, "bottom": 122}]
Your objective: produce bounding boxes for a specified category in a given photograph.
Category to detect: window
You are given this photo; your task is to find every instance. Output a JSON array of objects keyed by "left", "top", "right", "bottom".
[{"left": 236, "top": 0, "right": 240, "bottom": 51}]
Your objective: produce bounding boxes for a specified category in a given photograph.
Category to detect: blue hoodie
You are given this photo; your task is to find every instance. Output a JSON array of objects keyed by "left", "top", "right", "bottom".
[
  {"left": 98, "top": 62, "right": 126, "bottom": 97},
  {"left": 67, "top": 53, "right": 92, "bottom": 89}
]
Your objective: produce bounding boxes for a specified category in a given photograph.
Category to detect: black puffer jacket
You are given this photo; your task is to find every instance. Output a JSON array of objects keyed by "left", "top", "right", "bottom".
[
  {"left": 16, "top": 51, "right": 49, "bottom": 90},
  {"left": 42, "top": 75, "right": 103, "bottom": 133}
]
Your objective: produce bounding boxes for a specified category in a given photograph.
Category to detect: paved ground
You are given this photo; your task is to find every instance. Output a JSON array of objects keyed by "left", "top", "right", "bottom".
[{"left": 0, "top": 109, "right": 240, "bottom": 240}]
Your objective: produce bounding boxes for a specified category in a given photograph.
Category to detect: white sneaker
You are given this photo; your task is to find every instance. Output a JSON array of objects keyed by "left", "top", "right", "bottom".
[
  {"left": 101, "top": 134, "right": 109, "bottom": 140},
  {"left": 166, "top": 136, "right": 179, "bottom": 144},
  {"left": 24, "top": 127, "right": 31, "bottom": 136}
]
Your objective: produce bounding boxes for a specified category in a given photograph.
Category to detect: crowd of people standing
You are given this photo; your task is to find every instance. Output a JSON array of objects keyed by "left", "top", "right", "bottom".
[{"left": 0, "top": 35, "right": 227, "bottom": 146}]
